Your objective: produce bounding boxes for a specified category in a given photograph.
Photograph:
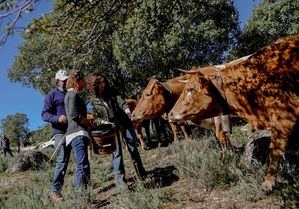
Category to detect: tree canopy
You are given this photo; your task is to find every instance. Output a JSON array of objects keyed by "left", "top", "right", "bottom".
[
  {"left": 0, "top": 112, "right": 29, "bottom": 146},
  {"left": 27, "top": 123, "right": 52, "bottom": 143},
  {"left": 7, "top": 0, "right": 240, "bottom": 96},
  {"left": 6, "top": 0, "right": 299, "bottom": 98},
  {"left": 229, "top": 0, "right": 299, "bottom": 59}
]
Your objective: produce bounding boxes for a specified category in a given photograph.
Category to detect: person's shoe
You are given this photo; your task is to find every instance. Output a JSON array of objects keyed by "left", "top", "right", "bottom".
[{"left": 51, "top": 193, "right": 63, "bottom": 202}]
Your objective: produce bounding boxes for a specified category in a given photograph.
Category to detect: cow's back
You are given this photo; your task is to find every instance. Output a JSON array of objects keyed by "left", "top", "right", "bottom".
[{"left": 222, "top": 34, "right": 299, "bottom": 130}]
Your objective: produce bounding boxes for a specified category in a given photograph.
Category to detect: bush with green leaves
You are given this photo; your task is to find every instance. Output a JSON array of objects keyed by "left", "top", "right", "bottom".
[
  {"left": 0, "top": 157, "right": 9, "bottom": 173},
  {"left": 110, "top": 181, "right": 170, "bottom": 209},
  {"left": 172, "top": 135, "right": 266, "bottom": 198}
]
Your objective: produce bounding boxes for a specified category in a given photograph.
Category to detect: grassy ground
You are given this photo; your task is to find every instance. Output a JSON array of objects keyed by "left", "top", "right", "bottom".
[{"left": 0, "top": 124, "right": 298, "bottom": 209}]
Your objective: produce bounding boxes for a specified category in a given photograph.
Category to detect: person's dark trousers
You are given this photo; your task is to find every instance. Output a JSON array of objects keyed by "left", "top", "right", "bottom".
[
  {"left": 71, "top": 136, "right": 90, "bottom": 189},
  {"left": 3, "top": 148, "right": 14, "bottom": 157},
  {"left": 112, "top": 130, "right": 126, "bottom": 187},
  {"left": 51, "top": 133, "right": 71, "bottom": 195},
  {"left": 112, "top": 126, "right": 147, "bottom": 185},
  {"left": 124, "top": 127, "right": 147, "bottom": 179}
]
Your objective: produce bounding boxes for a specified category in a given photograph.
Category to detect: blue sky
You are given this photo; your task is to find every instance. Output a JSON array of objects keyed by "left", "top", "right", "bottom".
[{"left": 0, "top": 0, "right": 261, "bottom": 131}]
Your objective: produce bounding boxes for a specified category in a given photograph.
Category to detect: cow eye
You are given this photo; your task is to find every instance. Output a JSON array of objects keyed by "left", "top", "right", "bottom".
[
  {"left": 145, "top": 93, "right": 151, "bottom": 97},
  {"left": 187, "top": 87, "right": 194, "bottom": 92}
]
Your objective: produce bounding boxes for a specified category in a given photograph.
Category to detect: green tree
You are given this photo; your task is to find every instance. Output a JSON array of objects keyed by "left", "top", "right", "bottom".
[
  {"left": 113, "top": 0, "right": 239, "bottom": 89},
  {"left": 8, "top": 0, "right": 134, "bottom": 95},
  {"left": 1, "top": 113, "right": 29, "bottom": 153},
  {"left": 26, "top": 123, "right": 52, "bottom": 143},
  {"left": 0, "top": 0, "right": 39, "bottom": 46},
  {"left": 8, "top": 0, "right": 240, "bottom": 97},
  {"left": 229, "top": 0, "right": 299, "bottom": 59}
]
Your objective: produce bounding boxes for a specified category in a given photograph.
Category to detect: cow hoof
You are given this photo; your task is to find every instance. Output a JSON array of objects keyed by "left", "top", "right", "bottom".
[
  {"left": 141, "top": 145, "right": 149, "bottom": 150},
  {"left": 262, "top": 176, "right": 275, "bottom": 192}
]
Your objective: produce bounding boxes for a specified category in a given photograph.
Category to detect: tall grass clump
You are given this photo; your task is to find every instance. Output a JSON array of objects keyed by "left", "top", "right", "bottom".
[
  {"left": 0, "top": 188, "right": 5, "bottom": 209},
  {"left": 6, "top": 183, "right": 93, "bottom": 209},
  {"left": 172, "top": 137, "right": 231, "bottom": 188},
  {"left": 172, "top": 134, "right": 266, "bottom": 199},
  {"left": 0, "top": 157, "right": 9, "bottom": 173},
  {"left": 6, "top": 186, "right": 51, "bottom": 209},
  {"left": 230, "top": 158, "right": 266, "bottom": 200},
  {"left": 273, "top": 163, "right": 299, "bottom": 208},
  {"left": 109, "top": 181, "right": 170, "bottom": 209}
]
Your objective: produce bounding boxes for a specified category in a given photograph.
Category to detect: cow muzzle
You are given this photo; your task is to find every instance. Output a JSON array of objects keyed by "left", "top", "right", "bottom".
[
  {"left": 168, "top": 110, "right": 183, "bottom": 122},
  {"left": 131, "top": 112, "right": 144, "bottom": 122}
]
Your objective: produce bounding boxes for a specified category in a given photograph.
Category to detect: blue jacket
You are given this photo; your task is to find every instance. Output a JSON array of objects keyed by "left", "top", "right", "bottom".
[
  {"left": 41, "top": 87, "right": 67, "bottom": 135},
  {"left": 1, "top": 137, "right": 9, "bottom": 149}
]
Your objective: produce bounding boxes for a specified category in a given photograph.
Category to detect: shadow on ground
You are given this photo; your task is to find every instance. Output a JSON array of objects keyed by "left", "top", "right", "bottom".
[{"left": 93, "top": 165, "right": 179, "bottom": 208}]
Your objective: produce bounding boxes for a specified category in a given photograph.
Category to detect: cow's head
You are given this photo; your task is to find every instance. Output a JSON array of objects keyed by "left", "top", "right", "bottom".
[
  {"left": 169, "top": 73, "right": 220, "bottom": 122},
  {"left": 132, "top": 79, "right": 167, "bottom": 121}
]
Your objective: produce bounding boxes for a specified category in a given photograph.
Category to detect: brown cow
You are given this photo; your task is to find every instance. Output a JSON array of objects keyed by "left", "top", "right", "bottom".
[
  {"left": 132, "top": 75, "right": 232, "bottom": 147},
  {"left": 169, "top": 34, "right": 299, "bottom": 191},
  {"left": 131, "top": 75, "right": 191, "bottom": 144}
]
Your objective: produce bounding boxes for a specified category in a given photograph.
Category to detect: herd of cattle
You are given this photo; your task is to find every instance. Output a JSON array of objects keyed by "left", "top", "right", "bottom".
[{"left": 125, "top": 34, "right": 299, "bottom": 191}]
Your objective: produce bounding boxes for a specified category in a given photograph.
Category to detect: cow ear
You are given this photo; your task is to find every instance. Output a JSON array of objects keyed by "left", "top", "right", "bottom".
[
  {"left": 157, "top": 83, "right": 165, "bottom": 93},
  {"left": 198, "top": 76, "right": 209, "bottom": 87}
]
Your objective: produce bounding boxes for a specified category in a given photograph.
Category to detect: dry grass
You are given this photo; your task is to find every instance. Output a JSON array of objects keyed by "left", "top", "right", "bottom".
[{"left": 0, "top": 124, "right": 298, "bottom": 208}]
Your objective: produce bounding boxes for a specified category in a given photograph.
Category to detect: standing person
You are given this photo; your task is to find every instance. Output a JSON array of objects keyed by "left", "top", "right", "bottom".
[
  {"left": 64, "top": 70, "right": 91, "bottom": 191},
  {"left": 87, "top": 73, "right": 147, "bottom": 187},
  {"left": 41, "top": 69, "right": 69, "bottom": 202},
  {"left": 1, "top": 134, "right": 14, "bottom": 157}
]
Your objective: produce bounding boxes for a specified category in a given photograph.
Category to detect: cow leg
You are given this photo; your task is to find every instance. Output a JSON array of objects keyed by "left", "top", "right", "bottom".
[
  {"left": 214, "top": 116, "right": 228, "bottom": 149},
  {"left": 263, "top": 131, "right": 287, "bottom": 191},
  {"left": 153, "top": 119, "right": 162, "bottom": 143},
  {"left": 180, "top": 122, "right": 190, "bottom": 141},
  {"left": 170, "top": 122, "right": 179, "bottom": 143},
  {"left": 135, "top": 122, "right": 146, "bottom": 150},
  {"left": 143, "top": 120, "right": 151, "bottom": 144},
  {"left": 263, "top": 114, "right": 295, "bottom": 191},
  {"left": 153, "top": 119, "right": 169, "bottom": 145},
  {"left": 161, "top": 119, "right": 171, "bottom": 143}
]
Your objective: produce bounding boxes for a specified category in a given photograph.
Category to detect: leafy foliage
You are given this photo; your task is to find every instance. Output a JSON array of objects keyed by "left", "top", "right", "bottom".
[
  {"left": 113, "top": 0, "right": 239, "bottom": 88},
  {"left": 8, "top": 0, "right": 239, "bottom": 97},
  {"left": 229, "top": 0, "right": 299, "bottom": 59},
  {"left": 27, "top": 123, "right": 52, "bottom": 143},
  {"left": 0, "top": 0, "right": 38, "bottom": 46},
  {"left": 0, "top": 112, "right": 29, "bottom": 145}
]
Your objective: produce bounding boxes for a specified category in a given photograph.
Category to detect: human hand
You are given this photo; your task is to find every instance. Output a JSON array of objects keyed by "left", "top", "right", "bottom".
[{"left": 58, "top": 115, "right": 68, "bottom": 124}]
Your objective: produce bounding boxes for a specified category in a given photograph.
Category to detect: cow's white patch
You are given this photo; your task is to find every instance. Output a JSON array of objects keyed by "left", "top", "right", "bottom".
[{"left": 216, "top": 64, "right": 226, "bottom": 70}]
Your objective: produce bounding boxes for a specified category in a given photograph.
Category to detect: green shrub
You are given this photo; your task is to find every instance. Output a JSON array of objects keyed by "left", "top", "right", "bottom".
[
  {"left": 0, "top": 188, "right": 5, "bottom": 209},
  {"left": 109, "top": 182, "right": 170, "bottom": 209},
  {"left": 0, "top": 157, "right": 9, "bottom": 173},
  {"left": 6, "top": 184, "right": 93, "bottom": 209},
  {"left": 273, "top": 163, "right": 299, "bottom": 208},
  {"left": 172, "top": 137, "right": 231, "bottom": 188},
  {"left": 172, "top": 135, "right": 266, "bottom": 197}
]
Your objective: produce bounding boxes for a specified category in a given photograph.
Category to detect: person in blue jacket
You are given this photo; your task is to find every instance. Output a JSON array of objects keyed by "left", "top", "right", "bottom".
[
  {"left": 41, "top": 70, "right": 69, "bottom": 202},
  {"left": 1, "top": 134, "right": 14, "bottom": 157}
]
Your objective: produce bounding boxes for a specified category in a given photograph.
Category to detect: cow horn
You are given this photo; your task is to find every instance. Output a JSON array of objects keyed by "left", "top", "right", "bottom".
[
  {"left": 177, "top": 68, "right": 202, "bottom": 74},
  {"left": 178, "top": 80, "right": 188, "bottom": 83},
  {"left": 149, "top": 79, "right": 159, "bottom": 95}
]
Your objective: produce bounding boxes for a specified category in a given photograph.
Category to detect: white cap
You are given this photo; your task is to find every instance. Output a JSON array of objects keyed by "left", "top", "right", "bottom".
[{"left": 55, "top": 70, "right": 68, "bottom": 81}]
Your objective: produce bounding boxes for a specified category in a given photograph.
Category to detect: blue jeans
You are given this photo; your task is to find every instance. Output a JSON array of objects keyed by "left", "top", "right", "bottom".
[
  {"left": 51, "top": 133, "right": 71, "bottom": 194},
  {"left": 112, "top": 126, "right": 146, "bottom": 186},
  {"left": 71, "top": 136, "right": 90, "bottom": 189}
]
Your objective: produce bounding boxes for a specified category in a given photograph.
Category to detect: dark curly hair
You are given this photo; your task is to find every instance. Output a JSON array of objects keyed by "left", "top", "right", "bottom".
[{"left": 86, "top": 73, "right": 111, "bottom": 98}]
